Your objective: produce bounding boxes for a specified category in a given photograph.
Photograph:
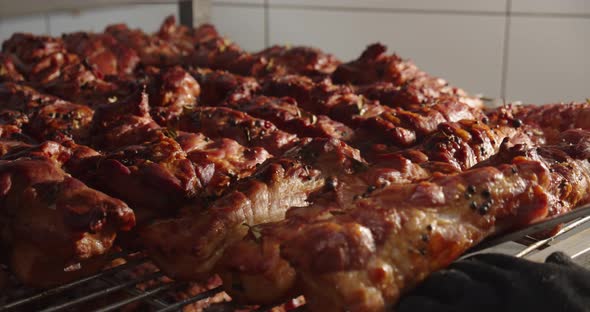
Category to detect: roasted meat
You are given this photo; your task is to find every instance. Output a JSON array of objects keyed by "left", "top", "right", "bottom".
[
  {"left": 254, "top": 45, "right": 340, "bottom": 77},
  {"left": 261, "top": 75, "right": 482, "bottom": 150},
  {"left": 178, "top": 106, "right": 298, "bottom": 155},
  {"left": 332, "top": 43, "right": 482, "bottom": 111},
  {"left": 0, "top": 53, "right": 24, "bottom": 82},
  {"left": 190, "top": 68, "right": 260, "bottom": 106},
  {"left": 89, "top": 89, "right": 160, "bottom": 150},
  {"left": 78, "top": 133, "right": 200, "bottom": 223},
  {"left": 141, "top": 138, "right": 365, "bottom": 280},
  {"left": 504, "top": 102, "right": 590, "bottom": 144},
  {"left": 105, "top": 23, "right": 187, "bottom": 67},
  {"left": 62, "top": 32, "right": 140, "bottom": 76},
  {"left": 140, "top": 66, "right": 201, "bottom": 126},
  {"left": 0, "top": 82, "right": 95, "bottom": 144},
  {"left": 219, "top": 129, "right": 590, "bottom": 311},
  {"left": 223, "top": 95, "right": 354, "bottom": 141},
  {"left": 0, "top": 159, "right": 135, "bottom": 287},
  {"left": 1, "top": 16, "right": 589, "bottom": 311},
  {"left": 176, "top": 131, "right": 272, "bottom": 197}
]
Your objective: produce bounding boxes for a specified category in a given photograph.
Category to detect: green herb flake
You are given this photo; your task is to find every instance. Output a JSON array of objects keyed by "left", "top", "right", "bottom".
[
  {"left": 242, "top": 222, "right": 262, "bottom": 243},
  {"left": 162, "top": 128, "right": 178, "bottom": 139}
]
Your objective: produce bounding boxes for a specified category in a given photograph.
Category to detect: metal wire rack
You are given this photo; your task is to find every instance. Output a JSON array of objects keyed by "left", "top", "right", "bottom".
[{"left": 1, "top": 215, "right": 589, "bottom": 312}]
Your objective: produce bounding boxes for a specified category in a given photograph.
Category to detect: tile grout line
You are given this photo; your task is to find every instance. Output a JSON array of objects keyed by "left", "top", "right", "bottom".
[
  {"left": 500, "top": 0, "right": 512, "bottom": 101},
  {"left": 44, "top": 13, "right": 51, "bottom": 36},
  {"left": 263, "top": 0, "right": 269, "bottom": 48},
  {"left": 212, "top": 2, "right": 590, "bottom": 19}
]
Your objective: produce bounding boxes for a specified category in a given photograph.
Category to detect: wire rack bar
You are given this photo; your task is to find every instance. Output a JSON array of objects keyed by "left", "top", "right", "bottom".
[
  {"left": 39, "top": 271, "right": 165, "bottom": 312},
  {"left": 516, "top": 215, "right": 590, "bottom": 258},
  {"left": 0, "top": 256, "right": 148, "bottom": 311},
  {"left": 155, "top": 286, "right": 224, "bottom": 312},
  {"left": 92, "top": 282, "right": 180, "bottom": 312},
  {"left": 1, "top": 218, "right": 590, "bottom": 312}
]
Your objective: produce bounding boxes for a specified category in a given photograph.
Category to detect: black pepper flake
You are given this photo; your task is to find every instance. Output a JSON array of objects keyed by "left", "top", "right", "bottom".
[
  {"left": 464, "top": 192, "right": 472, "bottom": 199},
  {"left": 244, "top": 128, "right": 252, "bottom": 142},
  {"left": 426, "top": 224, "right": 433, "bottom": 231},
  {"left": 480, "top": 146, "right": 487, "bottom": 156},
  {"left": 481, "top": 189, "right": 491, "bottom": 198},
  {"left": 512, "top": 118, "right": 523, "bottom": 128},
  {"left": 366, "top": 185, "right": 377, "bottom": 193},
  {"left": 478, "top": 202, "right": 491, "bottom": 215},
  {"left": 470, "top": 201, "right": 478, "bottom": 210},
  {"left": 467, "top": 185, "right": 476, "bottom": 194},
  {"left": 421, "top": 234, "right": 429, "bottom": 242},
  {"left": 511, "top": 167, "right": 518, "bottom": 174},
  {"left": 559, "top": 181, "right": 568, "bottom": 189},
  {"left": 325, "top": 176, "right": 338, "bottom": 191},
  {"left": 353, "top": 194, "right": 363, "bottom": 201}
]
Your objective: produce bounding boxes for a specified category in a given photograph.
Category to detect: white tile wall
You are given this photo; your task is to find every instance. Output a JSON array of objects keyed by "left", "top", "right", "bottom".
[
  {"left": 512, "top": 0, "right": 590, "bottom": 15},
  {"left": 211, "top": 4, "right": 265, "bottom": 51},
  {"left": 505, "top": 16, "right": 590, "bottom": 104},
  {"left": 0, "top": 14, "right": 47, "bottom": 42},
  {"left": 269, "top": 8, "right": 505, "bottom": 98},
  {"left": 269, "top": 0, "right": 507, "bottom": 13},
  {"left": 1, "top": 1, "right": 589, "bottom": 104},
  {"left": 212, "top": 0, "right": 263, "bottom": 4},
  {"left": 48, "top": 4, "right": 178, "bottom": 35}
]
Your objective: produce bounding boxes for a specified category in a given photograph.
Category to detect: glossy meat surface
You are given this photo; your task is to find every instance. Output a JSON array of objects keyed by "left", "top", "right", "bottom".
[
  {"left": 178, "top": 106, "right": 298, "bottom": 155},
  {"left": 219, "top": 130, "right": 590, "bottom": 310},
  {"left": 0, "top": 159, "right": 135, "bottom": 287},
  {"left": 1, "top": 16, "right": 589, "bottom": 309},
  {"left": 142, "top": 138, "right": 365, "bottom": 280}
]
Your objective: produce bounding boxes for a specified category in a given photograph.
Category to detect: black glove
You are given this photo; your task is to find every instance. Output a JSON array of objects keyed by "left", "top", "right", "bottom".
[{"left": 397, "top": 252, "right": 590, "bottom": 312}]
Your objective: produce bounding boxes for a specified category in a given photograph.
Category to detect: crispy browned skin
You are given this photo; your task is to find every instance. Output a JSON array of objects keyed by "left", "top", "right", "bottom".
[
  {"left": 2, "top": 33, "right": 64, "bottom": 71},
  {"left": 332, "top": 43, "right": 482, "bottom": 114},
  {"left": 0, "top": 159, "right": 135, "bottom": 287},
  {"left": 334, "top": 117, "right": 536, "bottom": 212},
  {"left": 188, "top": 28, "right": 268, "bottom": 77},
  {"left": 0, "top": 82, "right": 95, "bottom": 144},
  {"left": 479, "top": 129, "right": 590, "bottom": 219},
  {"left": 219, "top": 130, "right": 590, "bottom": 311},
  {"left": 190, "top": 68, "right": 260, "bottom": 106},
  {"left": 2, "top": 34, "right": 119, "bottom": 106},
  {"left": 356, "top": 80, "right": 482, "bottom": 112},
  {"left": 141, "top": 138, "right": 365, "bottom": 280},
  {"left": 2, "top": 16, "right": 588, "bottom": 302},
  {"left": 141, "top": 66, "right": 201, "bottom": 126},
  {"left": 260, "top": 74, "right": 482, "bottom": 151},
  {"left": 0, "top": 53, "right": 24, "bottom": 82},
  {"left": 254, "top": 45, "right": 340, "bottom": 77},
  {"left": 178, "top": 106, "right": 298, "bottom": 155},
  {"left": 261, "top": 75, "right": 388, "bottom": 127},
  {"left": 332, "top": 43, "right": 418, "bottom": 86},
  {"left": 78, "top": 133, "right": 200, "bottom": 223},
  {"left": 176, "top": 131, "right": 272, "bottom": 197},
  {"left": 156, "top": 16, "right": 220, "bottom": 51},
  {"left": 62, "top": 32, "right": 140, "bottom": 76},
  {"left": 501, "top": 102, "right": 590, "bottom": 144},
  {"left": 223, "top": 95, "right": 354, "bottom": 141},
  {"left": 105, "top": 23, "right": 187, "bottom": 67},
  {"left": 90, "top": 89, "right": 160, "bottom": 150},
  {"left": 0, "top": 140, "right": 72, "bottom": 166}
]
